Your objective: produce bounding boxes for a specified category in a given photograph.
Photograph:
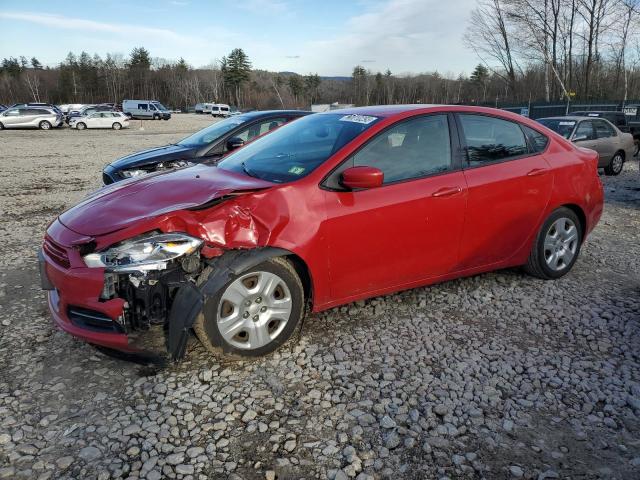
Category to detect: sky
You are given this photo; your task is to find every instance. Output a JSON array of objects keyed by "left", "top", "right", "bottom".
[{"left": 0, "top": 0, "right": 479, "bottom": 76}]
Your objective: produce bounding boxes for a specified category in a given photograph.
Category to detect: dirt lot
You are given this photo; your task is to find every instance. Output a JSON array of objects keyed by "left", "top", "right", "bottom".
[{"left": 0, "top": 114, "right": 639, "bottom": 480}]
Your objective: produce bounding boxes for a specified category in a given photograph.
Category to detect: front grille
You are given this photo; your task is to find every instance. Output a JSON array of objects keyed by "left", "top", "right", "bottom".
[
  {"left": 68, "top": 306, "right": 124, "bottom": 333},
  {"left": 43, "top": 237, "right": 70, "bottom": 268}
]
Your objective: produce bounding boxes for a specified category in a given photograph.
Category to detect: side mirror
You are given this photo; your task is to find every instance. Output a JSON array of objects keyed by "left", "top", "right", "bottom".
[
  {"left": 341, "top": 166, "right": 384, "bottom": 190},
  {"left": 572, "top": 134, "right": 588, "bottom": 142},
  {"left": 227, "top": 136, "right": 245, "bottom": 151}
]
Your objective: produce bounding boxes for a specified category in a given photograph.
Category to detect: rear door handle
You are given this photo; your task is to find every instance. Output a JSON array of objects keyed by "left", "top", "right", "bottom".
[
  {"left": 526, "top": 168, "right": 550, "bottom": 177},
  {"left": 432, "top": 186, "right": 462, "bottom": 198}
]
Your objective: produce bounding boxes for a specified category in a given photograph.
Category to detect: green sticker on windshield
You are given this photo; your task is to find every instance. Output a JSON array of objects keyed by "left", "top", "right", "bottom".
[{"left": 288, "top": 166, "right": 305, "bottom": 175}]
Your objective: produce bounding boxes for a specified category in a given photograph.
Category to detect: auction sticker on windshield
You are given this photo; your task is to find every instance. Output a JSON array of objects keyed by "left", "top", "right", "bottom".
[
  {"left": 340, "top": 114, "right": 377, "bottom": 124},
  {"left": 288, "top": 166, "right": 305, "bottom": 175}
]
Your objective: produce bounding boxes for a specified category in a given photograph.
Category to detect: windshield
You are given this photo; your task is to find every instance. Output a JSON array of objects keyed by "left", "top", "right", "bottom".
[
  {"left": 153, "top": 102, "right": 169, "bottom": 111},
  {"left": 177, "top": 116, "right": 249, "bottom": 147},
  {"left": 537, "top": 118, "right": 576, "bottom": 139},
  {"left": 218, "top": 113, "right": 380, "bottom": 183}
]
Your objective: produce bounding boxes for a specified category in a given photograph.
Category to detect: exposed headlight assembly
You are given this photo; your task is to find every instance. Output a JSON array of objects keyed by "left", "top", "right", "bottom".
[
  {"left": 120, "top": 169, "right": 147, "bottom": 178},
  {"left": 83, "top": 233, "right": 203, "bottom": 272}
]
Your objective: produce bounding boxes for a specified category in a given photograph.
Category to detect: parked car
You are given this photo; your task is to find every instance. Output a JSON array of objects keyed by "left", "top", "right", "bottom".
[
  {"left": 66, "top": 104, "right": 116, "bottom": 124},
  {"left": 210, "top": 104, "right": 231, "bottom": 117},
  {"left": 69, "top": 111, "right": 130, "bottom": 130},
  {"left": 571, "top": 110, "right": 640, "bottom": 156},
  {"left": 537, "top": 116, "right": 635, "bottom": 175},
  {"left": 0, "top": 106, "right": 63, "bottom": 130},
  {"left": 122, "top": 99, "right": 171, "bottom": 120},
  {"left": 102, "top": 110, "right": 309, "bottom": 184},
  {"left": 40, "top": 105, "right": 603, "bottom": 360},
  {"left": 0, "top": 104, "right": 7, "bottom": 112},
  {"left": 194, "top": 103, "right": 205, "bottom": 114}
]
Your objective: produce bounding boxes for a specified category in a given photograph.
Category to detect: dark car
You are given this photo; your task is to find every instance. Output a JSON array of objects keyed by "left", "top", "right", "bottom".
[
  {"left": 0, "top": 104, "right": 6, "bottom": 112},
  {"left": 102, "top": 110, "right": 310, "bottom": 184}
]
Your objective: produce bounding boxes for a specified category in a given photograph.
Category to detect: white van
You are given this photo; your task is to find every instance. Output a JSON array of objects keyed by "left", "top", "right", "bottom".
[
  {"left": 210, "top": 104, "right": 231, "bottom": 117},
  {"left": 122, "top": 100, "right": 171, "bottom": 120}
]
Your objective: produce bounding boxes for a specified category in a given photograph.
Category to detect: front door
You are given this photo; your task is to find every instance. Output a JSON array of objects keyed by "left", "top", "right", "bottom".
[
  {"left": 323, "top": 114, "right": 467, "bottom": 301},
  {"left": 456, "top": 114, "right": 554, "bottom": 270}
]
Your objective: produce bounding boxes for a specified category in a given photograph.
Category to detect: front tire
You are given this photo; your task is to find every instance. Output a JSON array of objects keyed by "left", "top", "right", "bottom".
[
  {"left": 604, "top": 152, "right": 624, "bottom": 175},
  {"left": 39, "top": 120, "right": 51, "bottom": 130},
  {"left": 525, "top": 207, "right": 582, "bottom": 280},
  {"left": 194, "top": 257, "right": 304, "bottom": 357},
  {"left": 112, "top": 122, "right": 122, "bottom": 130},
  {"left": 76, "top": 122, "right": 86, "bottom": 130},
  {"left": 0, "top": 122, "right": 4, "bottom": 130},
  {"left": 153, "top": 114, "right": 160, "bottom": 120}
]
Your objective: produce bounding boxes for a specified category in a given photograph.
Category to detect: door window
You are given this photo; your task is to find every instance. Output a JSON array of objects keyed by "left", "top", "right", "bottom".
[
  {"left": 138, "top": 104, "right": 148, "bottom": 110},
  {"left": 3, "top": 108, "right": 20, "bottom": 116},
  {"left": 351, "top": 114, "right": 452, "bottom": 184},
  {"left": 574, "top": 121, "right": 596, "bottom": 140},
  {"left": 234, "top": 118, "right": 287, "bottom": 143},
  {"left": 459, "top": 114, "right": 528, "bottom": 166},
  {"left": 593, "top": 120, "right": 616, "bottom": 138}
]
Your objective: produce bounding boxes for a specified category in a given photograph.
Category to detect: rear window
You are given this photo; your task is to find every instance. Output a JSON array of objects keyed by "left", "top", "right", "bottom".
[{"left": 537, "top": 118, "right": 576, "bottom": 139}]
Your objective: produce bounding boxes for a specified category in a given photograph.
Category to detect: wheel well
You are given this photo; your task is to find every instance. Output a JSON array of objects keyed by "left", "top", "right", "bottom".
[
  {"left": 284, "top": 254, "right": 313, "bottom": 305},
  {"left": 562, "top": 204, "right": 587, "bottom": 236},
  {"left": 615, "top": 149, "right": 625, "bottom": 160}
]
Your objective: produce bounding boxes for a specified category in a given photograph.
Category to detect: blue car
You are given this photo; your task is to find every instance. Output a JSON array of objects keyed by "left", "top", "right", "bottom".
[{"left": 102, "top": 110, "right": 310, "bottom": 184}]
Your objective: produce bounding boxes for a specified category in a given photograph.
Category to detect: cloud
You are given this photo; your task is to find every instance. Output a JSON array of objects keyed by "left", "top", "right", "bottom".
[
  {"left": 170, "top": 0, "right": 190, "bottom": 6},
  {"left": 0, "top": 11, "right": 192, "bottom": 44},
  {"left": 236, "top": 0, "right": 288, "bottom": 15},
  {"left": 296, "top": 0, "right": 478, "bottom": 76}
]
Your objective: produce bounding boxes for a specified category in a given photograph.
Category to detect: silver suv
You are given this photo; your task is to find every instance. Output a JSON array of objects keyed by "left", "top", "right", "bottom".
[{"left": 0, "top": 107, "right": 63, "bottom": 130}]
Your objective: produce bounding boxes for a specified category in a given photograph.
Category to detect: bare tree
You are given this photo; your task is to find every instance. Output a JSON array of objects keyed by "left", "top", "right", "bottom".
[{"left": 464, "top": 0, "right": 520, "bottom": 96}]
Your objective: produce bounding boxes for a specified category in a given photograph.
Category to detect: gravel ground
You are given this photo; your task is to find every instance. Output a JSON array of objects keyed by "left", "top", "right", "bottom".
[{"left": 0, "top": 114, "right": 639, "bottom": 480}]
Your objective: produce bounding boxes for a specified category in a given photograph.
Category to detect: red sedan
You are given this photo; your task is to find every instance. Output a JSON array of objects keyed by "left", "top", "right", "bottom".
[{"left": 40, "top": 105, "right": 604, "bottom": 359}]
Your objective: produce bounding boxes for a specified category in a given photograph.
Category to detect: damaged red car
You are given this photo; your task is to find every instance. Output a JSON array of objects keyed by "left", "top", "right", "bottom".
[{"left": 40, "top": 105, "right": 604, "bottom": 360}]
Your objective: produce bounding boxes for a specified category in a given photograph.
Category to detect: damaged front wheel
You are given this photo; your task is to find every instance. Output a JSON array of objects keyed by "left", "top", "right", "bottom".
[{"left": 194, "top": 257, "right": 304, "bottom": 357}]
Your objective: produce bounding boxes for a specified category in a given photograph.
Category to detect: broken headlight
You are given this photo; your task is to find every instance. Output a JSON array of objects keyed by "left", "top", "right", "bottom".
[{"left": 83, "top": 233, "right": 203, "bottom": 272}]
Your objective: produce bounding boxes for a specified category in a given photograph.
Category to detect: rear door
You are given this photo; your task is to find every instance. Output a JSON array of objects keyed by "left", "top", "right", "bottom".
[
  {"left": 456, "top": 114, "right": 553, "bottom": 270},
  {"left": 592, "top": 119, "right": 617, "bottom": 164}
]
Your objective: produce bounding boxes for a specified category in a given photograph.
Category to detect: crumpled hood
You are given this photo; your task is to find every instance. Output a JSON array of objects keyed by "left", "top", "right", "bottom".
[
  {"left": 59, "top": 165, "right": 274, "bottom": 236},
  {"left": 108, "top": 144, "right": 198, "bottom": 170}
]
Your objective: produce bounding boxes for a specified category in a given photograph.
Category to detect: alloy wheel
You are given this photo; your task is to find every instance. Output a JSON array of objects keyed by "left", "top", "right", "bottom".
[{"left": 611, "top": 154, "right": 624, "bottom": 174}]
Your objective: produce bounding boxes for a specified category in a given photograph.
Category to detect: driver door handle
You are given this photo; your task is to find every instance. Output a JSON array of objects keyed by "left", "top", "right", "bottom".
[
  {"left": 432, "top": 186, "right": 462, "bottom": 198},
  {"left": 526, "top": 168, "right": 550, "bottom": 177}
]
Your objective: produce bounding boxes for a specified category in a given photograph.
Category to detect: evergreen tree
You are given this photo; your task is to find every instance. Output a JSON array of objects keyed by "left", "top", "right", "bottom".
[
  {"left": 288, "top": 75, "right": 303, "bottom": 103},
  {"left": 222, "top": 48, "right": 251, "bottom": 106},
  {"left": 30, "top": 57, "right": 43, "bottom": 69}
]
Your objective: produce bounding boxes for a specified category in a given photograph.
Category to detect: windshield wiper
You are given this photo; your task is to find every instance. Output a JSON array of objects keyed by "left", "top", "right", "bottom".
[{"left": 241, "top": 162, "right": 258, "bottom": 179}]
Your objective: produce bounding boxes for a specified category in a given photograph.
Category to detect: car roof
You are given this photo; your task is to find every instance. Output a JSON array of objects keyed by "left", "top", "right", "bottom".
[
  {"left": 538, "top": 116, "right": 600, "bottom": 121},
  {"left": 317, "top": 104, "right": 537, "bottom": 120},
  {"left": 239, "top": 110, "right": 310, "bottom": 119}
]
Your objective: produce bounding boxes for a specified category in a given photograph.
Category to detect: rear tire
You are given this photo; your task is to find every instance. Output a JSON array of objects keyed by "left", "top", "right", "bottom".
[
  {"left": 112, "top": 122, "right": 122, "bottom": 130},
  {"left": 525, "top": 207, "right": 583, "bottom": 280},
  {"left": 39, "top": 120, "right": 51, "bottom": 130},
  {"left": 76, "top": 122, "right": 86, "bottom": 130},
  {"left": 194, "top": 257, "right": 304, "bottom": 357},
  {"left": 604, "top": 152, "right": 624, "bottom": 175}
]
